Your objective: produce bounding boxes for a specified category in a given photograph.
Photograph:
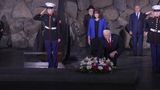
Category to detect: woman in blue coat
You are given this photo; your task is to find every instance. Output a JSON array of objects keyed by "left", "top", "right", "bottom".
[{"left": 88, "top": 9, "right": 109, "bottom": 58}]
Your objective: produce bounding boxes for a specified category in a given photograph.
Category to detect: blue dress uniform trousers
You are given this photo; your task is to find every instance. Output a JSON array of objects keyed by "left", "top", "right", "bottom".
[
  {"left": 151, "top": 44, "right": 160, "bottom": 72},
  {"left": 45, "top": 40, "right": 58, "bottom": 68},
  {"left": 145, "top": 17, "right": 160, "bottom": 72}
]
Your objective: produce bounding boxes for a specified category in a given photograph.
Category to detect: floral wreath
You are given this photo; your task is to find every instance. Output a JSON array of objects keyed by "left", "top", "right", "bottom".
[{"left": 79, "top": 57, "right": 114, "bottom": 73}]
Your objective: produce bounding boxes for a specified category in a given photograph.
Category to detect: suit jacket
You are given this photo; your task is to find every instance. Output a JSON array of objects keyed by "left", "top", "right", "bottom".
[
  {"left": 129, "top": 12, "right": 146, "bottom": 35},
  {"left": 103, "top": 34, "right": 123, "bottom": 58},
  {"left": 88, "top": 18, "right": 109, "bottom": 39}
]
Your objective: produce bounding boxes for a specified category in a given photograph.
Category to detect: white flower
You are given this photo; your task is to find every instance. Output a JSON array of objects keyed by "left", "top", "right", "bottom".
[
  {"left": 85, "top": 57, "right": 89, "bottom": 59},
  {"left": 86, "top": 65, "right": 92, "bottom": 70},
  {"left": 109, "top": 67, "right": 112, "bottom": 71},
  {"left": 98, "top": 66, "right": 103, "bottom": 70},
  {"left": 99, "top": 61, "right": 105, "bottom": 65},
  {"left": 110, "top": 62, "right": 114, "bottom": 66},
  {"left": 93, "top": 59, "right": 98, "bottom": 63},
  {"left": 80, "top": 63, "right": 83, "bottom": 66},
  {"left": 86, "top": 56, "right": 91, "bottom": 60},
  {"left": 88, "top": 57, "right": 92, "bottom": 61},
  {"left": 99, "top": 59, "right": 103, "bottom": 62},
  {"left": 103, "top": 57, "right": 106, "bottom": 60},
  {"left": 87, "top": 61, "right": 92, "bottom": 65},
  {"left": 102, "top": 63, "right": 106, "bottom": 66},
  {"left": 80, "top": 66, "right": 83, "bottom": 69},
  {"left": 84, "top": 57, "right": 89, "bottom": 62},
  {"left": 93, "top": 57, "right": 97, "bottom": 61},
  {"left": 81, "top": 61, "right": 87, "bottom": 65},
  {"left": 81, "top": 60, "right": 84, "bottom": 63},
  {"left": 106, "top": 59, "right": 111, "bottom": 63}
]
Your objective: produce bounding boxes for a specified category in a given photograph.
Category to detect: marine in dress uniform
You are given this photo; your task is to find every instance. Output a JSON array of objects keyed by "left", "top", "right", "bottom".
[
  {"left": 34, "top": 2, "right": 61, "bottom": 68},
  {"left": 144, "top": 5, "right": 160, "bottom": 73}
]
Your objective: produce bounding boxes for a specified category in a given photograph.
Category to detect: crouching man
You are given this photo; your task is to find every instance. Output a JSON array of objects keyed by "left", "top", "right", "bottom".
[{"left": 103, "top": 30, "right": 123, "bottom": 67}]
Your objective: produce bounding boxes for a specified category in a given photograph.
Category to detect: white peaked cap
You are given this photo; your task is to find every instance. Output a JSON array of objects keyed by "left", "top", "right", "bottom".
[
  {"left": 152, "top": 5, "right": 160, "bottom": 11},
  {"left": 45, "top": 2, "right": 56, "bottom": 8}
]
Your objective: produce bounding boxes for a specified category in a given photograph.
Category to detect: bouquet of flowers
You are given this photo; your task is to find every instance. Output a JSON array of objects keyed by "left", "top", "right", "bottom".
[{"left": 79, "top": 57, "right": 114, "bottom": 73}]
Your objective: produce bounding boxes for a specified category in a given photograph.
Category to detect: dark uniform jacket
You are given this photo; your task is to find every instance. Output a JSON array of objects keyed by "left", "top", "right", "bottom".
[
  {"left": 145, "top": 17, "right": 160, "bottom": 44},
  {"left": 34, "top": 14, "right": 60, "bottom": 41}
]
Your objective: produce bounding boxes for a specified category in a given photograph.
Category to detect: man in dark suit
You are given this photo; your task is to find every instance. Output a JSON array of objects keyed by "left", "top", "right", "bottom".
[
  {"left": 129, "top": 5, "right": 146, "bottom": 56},
  {"left": 83, "top": 5, "right": 95, "bottom": 34},
  {"left": 103, "top": 30, "right": 123, "bottom": 67},
  {"left": 83, "top": 5, "right": 95, "bottom": 55}
]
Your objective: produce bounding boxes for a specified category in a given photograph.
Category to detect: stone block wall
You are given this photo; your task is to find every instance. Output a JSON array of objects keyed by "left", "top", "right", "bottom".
[
  {"left": 0, "top": 0, "right": 159, "bottom": 48},
  {"left": 64, "top": 0, "right": 159, "bottom": 48}
]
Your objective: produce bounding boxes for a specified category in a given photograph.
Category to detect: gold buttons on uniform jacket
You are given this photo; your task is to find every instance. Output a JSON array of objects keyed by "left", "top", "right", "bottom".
[{"left": 156, "top": 18, "right": 158, "bottom": 30}]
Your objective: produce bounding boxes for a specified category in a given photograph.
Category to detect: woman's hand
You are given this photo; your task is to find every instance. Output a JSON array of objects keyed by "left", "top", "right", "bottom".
[
  {"left": 129, "top": 31, "right": 132, "bottom": 35},
  {"left": 88, "top": 36, "right": 90, "bottom": 45},
  {"left": 144, "top": 32, "right": 148, "bottom": 37},
  {"left": 109, "top": 51, "right": 118, "bottom": 58},
  {"left": 58, "top": 38, "right": 61, "bottom": 43}
]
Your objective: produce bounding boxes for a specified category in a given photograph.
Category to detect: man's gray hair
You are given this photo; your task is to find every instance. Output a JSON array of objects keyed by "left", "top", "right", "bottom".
[{"left": 103, "top": 29, "right": 111, "bottom": 35}]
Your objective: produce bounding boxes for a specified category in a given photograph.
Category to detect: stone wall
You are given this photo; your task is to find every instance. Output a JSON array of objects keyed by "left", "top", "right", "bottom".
[
  {"left": 0, "top": 0, "right": 159, "bottom": 48},
  {"left": 64, "top": 0, "right": 159, "bottom": 48},
  {"left": 0, "top": 0, "right": 59, "bottom": 48}
]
